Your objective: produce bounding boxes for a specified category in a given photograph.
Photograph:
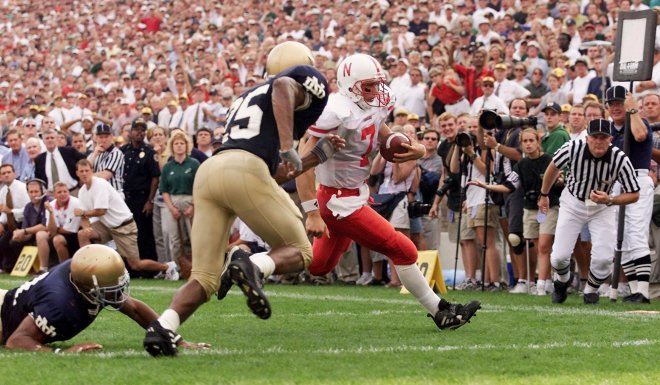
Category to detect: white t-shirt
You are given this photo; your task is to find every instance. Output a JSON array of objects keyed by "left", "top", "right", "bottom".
[
  {"left": 46, "top": 196, "right": 83, "bottom": 233},
  {"left": 78, "top": 176, "right": 132, "bottom": 228}
]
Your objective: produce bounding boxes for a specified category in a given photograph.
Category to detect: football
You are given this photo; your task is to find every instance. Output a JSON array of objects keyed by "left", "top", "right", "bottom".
[{"left": 379, "top": 132, "right": 411, "bottom": 162}]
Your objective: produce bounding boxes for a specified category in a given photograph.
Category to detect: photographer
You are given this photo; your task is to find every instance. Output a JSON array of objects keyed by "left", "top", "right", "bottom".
[
  {"left": 452, "top": 116, "right": 502, "bottom": 291},
  {"left": 430, "top": 113, "right": 480, "bottom": 289},
  {"left": 469, "top": 128, "right": 562, "bottom": 296},
  {"left": 417, "top": 129, "right": 443, "bottom": 250},
  {"left": 479, "top": 99, "right": 532, "bottom": 293}
]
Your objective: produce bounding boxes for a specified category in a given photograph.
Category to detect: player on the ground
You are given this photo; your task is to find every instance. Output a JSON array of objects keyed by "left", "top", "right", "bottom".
[
  {"left": 143, "top": 41, "right": 343, "bottom": 357},
  {"left": 296, "top": 53, "right": 481, "bottom": 330},
  {"left": 0, "top": 244, "right": 207, "bottom": 353}
]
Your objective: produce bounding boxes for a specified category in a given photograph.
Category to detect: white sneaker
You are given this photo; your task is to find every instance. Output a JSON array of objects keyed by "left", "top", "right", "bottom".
[
  {"left": 164, "top": 261, "right": 180, "bottom": 281},
  {"left": 356, "top": 272, "right": 373, "bottom": 286},
  {"left": 597, "top": 283, "right": 611, "bottom": 297},
  {"left": 509, "top": 281, "right": 529, "bottom": 294},
  {"left": 536, "top": 280, "right": 548, "bottom": 296}
]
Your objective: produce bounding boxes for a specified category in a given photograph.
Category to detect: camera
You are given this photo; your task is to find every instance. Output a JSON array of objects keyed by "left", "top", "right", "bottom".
[
  {"left": 525, "top": 190, "right": 539, "bottom": 202},
  {"left": 435, "top": 175, "right": 455, "bottom": 198},
  {"left": 456, "top": 132, "right": 473, "bottom": 147},
  {"left": 479, "top": 110, "right": 538, "bottom": 131},
  {"left": 408, "top": 201, "right": 432, "bottom": 218}
]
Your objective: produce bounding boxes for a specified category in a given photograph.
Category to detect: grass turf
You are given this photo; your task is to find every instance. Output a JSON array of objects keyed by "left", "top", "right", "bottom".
[{"left": 0, "top": 275, "right": 658, "bottom": 385}]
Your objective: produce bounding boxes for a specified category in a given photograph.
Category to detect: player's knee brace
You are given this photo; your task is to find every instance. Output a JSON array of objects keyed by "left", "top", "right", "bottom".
[{"left": 508, "top": 233, "right": 525, "bottom": 254}]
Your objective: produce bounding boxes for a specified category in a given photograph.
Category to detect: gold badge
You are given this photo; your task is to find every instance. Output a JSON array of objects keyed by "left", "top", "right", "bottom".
[{"left": 139, "top": 151, "right": 145, "bottom": 158}]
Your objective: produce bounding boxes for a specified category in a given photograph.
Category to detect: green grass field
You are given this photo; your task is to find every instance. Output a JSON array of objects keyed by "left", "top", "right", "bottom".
[{"left": 1, "top": 275, "right": 658, "bottom": 385}]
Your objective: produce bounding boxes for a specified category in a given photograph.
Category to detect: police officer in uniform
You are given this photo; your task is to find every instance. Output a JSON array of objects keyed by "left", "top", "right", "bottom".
[
  {"left": 121, "top": 119, "right": 160, "bottom": 265},
  {"left": 538, "top": 119, "right": 640, "bottom": 305},
  {"left": 144, "top": 41, "right": 342, "bottom": 357},
  {"left": 606, "top": 86, "right": 654, "bottom": 304}
]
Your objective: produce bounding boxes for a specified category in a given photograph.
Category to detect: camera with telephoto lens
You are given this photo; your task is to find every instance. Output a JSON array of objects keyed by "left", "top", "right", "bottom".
[
  {"left": 456, "top": 132, "right": 473, "bottom": 147},
  {"left": 435, "top": 175, "right": 455, "bottom": 198},
  {"left": 408, "top": 200, "right": 432, "bottom": 218},
  {"left": 479, "top": 110, "right": 538, "bottom": 131}
]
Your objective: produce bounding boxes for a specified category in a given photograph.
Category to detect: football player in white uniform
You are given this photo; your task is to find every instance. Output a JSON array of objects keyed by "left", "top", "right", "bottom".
[{"left": 296, "top": 53, "right": 482, "bottom": 331}]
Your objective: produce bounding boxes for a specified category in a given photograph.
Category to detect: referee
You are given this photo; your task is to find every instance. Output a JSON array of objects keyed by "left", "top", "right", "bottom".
[
  {"left": 538, "top": 119, "right": 640, "bottom": 305},
  {"left": 606, "top": 86, "right": 654, "bottom": 304}
]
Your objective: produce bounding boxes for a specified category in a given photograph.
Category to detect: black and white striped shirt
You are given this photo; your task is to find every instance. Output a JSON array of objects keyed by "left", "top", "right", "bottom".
[
  {"left": 89, "top": 146, "right": 125, "bottom": 192},
  {"left": 553, "top": 139, "right": 639, "bottom": 201}
]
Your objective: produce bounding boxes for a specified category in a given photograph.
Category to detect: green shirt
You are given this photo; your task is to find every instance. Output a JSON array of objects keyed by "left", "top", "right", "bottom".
[
  {"left": 541, "top": 125, "right": 570, "bottom": 156},
  {"left": 160, "top": 156, "right": 199, "bottom": 195}
]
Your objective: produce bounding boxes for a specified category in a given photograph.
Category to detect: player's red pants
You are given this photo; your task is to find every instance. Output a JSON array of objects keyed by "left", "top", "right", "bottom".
[{"left": 309, "top": 185, "right": 418, "bottom": 276}]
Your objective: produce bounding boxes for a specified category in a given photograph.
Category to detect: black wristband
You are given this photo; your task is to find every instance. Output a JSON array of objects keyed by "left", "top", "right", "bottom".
[{"left": 539, "top": 192, "right": 549, "bottom": 197}]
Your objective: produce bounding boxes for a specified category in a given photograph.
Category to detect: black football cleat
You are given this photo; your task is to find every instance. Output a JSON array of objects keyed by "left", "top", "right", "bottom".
[
  {"left": 229, "top": 258, "right": 271, "bottom": 319},
  {"left": 428, "top": 298, "right": 481, "bottom": 330},
  {"left": 622, "top": 292, "right": 651, "bottom": 304},
  {"left": 583, "top": 292, "right": 600, "bottom": 305},
  {"left": 552, "top": 274, "right": 573, "bottom": 304},
  {"left": 143, "top": 320, "right": 181, "bottom": 357},
  {"left": 217, "top": 247, "right": 252, "bottom": 301}
]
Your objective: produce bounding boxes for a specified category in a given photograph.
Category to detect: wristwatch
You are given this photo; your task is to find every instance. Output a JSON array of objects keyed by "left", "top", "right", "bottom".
[
  {"left": 627, "top": 108, "right": 639, "bottom": 114},
  {"left": 468, "top": 153, "right": 478, "bottom": 161},
  {"left": 606, "top": 196, "right": 614, "bottom": 206}
]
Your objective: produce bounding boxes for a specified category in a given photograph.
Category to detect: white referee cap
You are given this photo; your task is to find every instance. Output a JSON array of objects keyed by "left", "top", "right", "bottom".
[{"left": 587, "top": 119, "right": 612, "bottom": 137}]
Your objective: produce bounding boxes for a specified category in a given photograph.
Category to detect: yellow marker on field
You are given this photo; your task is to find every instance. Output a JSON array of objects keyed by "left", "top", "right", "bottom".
[
  {"left": 11, "top": 246, "right": 40, "bottom": 277},
  {"left": 400, "top": 250, "right": 447, "bottom": 295}
]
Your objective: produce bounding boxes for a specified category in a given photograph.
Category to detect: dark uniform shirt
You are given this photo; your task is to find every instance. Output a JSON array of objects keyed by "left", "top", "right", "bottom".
[
  {"left": 505, "top": 154, "right": 561, "bottom": 209},
  {"left": 220, "top": 65, "right": 329, "bottom": 176},
  {"left": 611, "top": 122, "right": 653, "bottom": 170},
  {"left": 121, "top": 142, "right": 161, "bottom": 193},
  {"left": 1, "top": 260, "right": 102, "bottom": 345}
]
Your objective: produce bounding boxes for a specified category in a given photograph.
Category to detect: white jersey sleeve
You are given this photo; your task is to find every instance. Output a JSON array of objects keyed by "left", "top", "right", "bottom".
[{"left": 308, "top": 93, "right": 352, "bottom": 138}]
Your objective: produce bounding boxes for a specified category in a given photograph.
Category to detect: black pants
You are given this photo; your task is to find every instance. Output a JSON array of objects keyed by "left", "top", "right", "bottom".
[
  {"left": 0, "top": 228, "right": 22, "bottom": 272},
  {"left": 124, "top": 191, "right": 158, "bottom": 262}
]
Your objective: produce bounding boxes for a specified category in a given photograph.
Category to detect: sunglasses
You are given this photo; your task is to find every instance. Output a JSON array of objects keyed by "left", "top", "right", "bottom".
[
  {"left": 483, "top": 84, "right": 494, "bottom": 88},
  {"left": 423, "top": 137, "right": 438, "bottom": 141},
  {"left": 24, "top": 124, "right": 36, "bottom": 127}
]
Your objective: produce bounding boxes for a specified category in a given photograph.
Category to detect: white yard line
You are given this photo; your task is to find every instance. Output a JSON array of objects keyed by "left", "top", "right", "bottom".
[{"left": 2, "top": 338, "right": 655, "bottom": 359}]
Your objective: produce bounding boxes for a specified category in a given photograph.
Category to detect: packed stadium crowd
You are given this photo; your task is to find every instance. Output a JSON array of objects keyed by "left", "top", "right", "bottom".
[{"left": 0, "top": 0, "right": 659, "bottom": 310}]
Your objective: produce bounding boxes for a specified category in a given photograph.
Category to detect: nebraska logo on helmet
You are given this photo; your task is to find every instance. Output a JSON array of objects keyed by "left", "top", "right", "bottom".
[{"left": 337, "top": 53, "right": 392, "bottom": 110}]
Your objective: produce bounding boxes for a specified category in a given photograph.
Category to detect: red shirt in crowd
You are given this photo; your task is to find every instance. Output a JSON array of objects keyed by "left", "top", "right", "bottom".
[
  {"left": 453, "top": 64, "right": 493, "bottom": 104},
  {"left": 141, "top": 17, "right": 162, "bottom": 33},
  {"left": 431, "top": 78, "right": 464, "bottom": 105}
]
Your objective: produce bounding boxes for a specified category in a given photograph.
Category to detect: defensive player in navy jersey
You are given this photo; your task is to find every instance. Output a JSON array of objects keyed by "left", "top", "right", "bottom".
[
  {"left": 0, "top": 245, "right": 207, "bottom": 353},
  {"left": 144, "top": 41, "right": 344, "bottom": 357}
]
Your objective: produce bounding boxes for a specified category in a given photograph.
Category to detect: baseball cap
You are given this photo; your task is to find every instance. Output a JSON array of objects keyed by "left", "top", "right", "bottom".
[
  {"left": 605, "top": 85, "right": 627, "bottom": 102},
  {"left": 167, "top": 100, "right": 178, "bottom": 107},
  {"left": 459, "top": 30, "right": 470, "bottom": 38},
  {"left": 95, "top": 124, "right": 113, "bottom": 135},
  {"left": 407, "top": 113, "right": 420, "bottom": 121},
  {"left": 494, "top": 63, "right": 507, "bottom": 71},
  {"left": 543, "top": 102, "right": 562, "bottom": 114},
  {"left": 566, "top": 18, "right": 576, "bottom": 26},
  {"left": 588, "top": 119, "right": 612, "bottom": 137},
  {"left": 131, "top": 119, "right": 148, "bottom": 130},
  {"left": 551, "top": 67, "right": 566, "bottom": 78},
  {"left": 394, "top": 107, "right": 409, "bottom": 116},
  {"left": 574, "top": 56, "right": 589, "bottom": 66},
  {"left": 81, "top": 116, "right": 94, "bottom": 123},
  {"left": 561, "top": 104, "right": 572, "bottom": 113},
  {"left": 583, "top": 94, "right": 599, "bottom": 103},
  {"left": 140, "top": 107, "right": 153, "bottom": 115},
  {"left": 370, "top": 22, "right": 380, "bottom": 28},
  {"left": 481, "top": 76, "right": 495, "bottom": 84}
]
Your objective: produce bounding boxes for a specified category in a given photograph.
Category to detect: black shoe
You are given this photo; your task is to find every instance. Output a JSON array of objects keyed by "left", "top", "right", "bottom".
[
  {"left": 143, "top": 320, "right": 181, "bottom": 357},
  {"left": 217, "top": 247, "right": 252, "bottom": 300},
  {"left": 229, "top": 258, "right": 271, "bottom": 319},
  {"left": 428, "top": 299, "right": 481, "bottom": 330},
  {"left": 623, "top": 292, "right": 651, "bottom": 304},
  {"left": 583, "top": 292, "right": 600, "bottom": 305},
  {"left": 552, "top": 275, "right": 572, "bottom": 304}
]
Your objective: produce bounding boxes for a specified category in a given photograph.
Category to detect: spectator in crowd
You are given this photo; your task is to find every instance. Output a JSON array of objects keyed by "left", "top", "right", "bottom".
[
  {"left": 470, "top": 76, "right": 509, "bottom": 115},
  {"left": 531, "top": 69, "right": 569, "bottom": 117},
  {"left": 0, "top": 164, "right": 30, "bottom": 273},
  {"left": 10, "top": 179, "right": 48, "bottom": 272},
  {"left": 417, "top": 128, "right": 443, "bottom": 250},
  {"left": 453, "top": 48, "right": 493, "bottom": 104},
  {"left": 541, "top": 103, "right": 571, "bottom": 155},
  {"left": 2, "top": 130, "right": 31, "bottom": 183},
  {"left": 88, "top": 124, "right": 125, "bottom": 194},
  {"left": 492, "top": 63, "right": 530, "bottom": 107},
  {"left": 147, "top": 126, "right": 172, "bottom": 265},
  {"left": 36, "top": 181, "right": 82, "bottom": 270},
  {"left": 525, "top": 68, "right": 549, "bottom": 108},
  {"left": 565, "top": 57, "right": 596, "bottom": 105},
  {"left": 75, "top": 159, "right": 178, "bottom": 280},
  {"left": 159, "top": 131, "right": 199, "bottom": 271},
  {"left": 195, "top": 128, "right": 214, "bottom": 158},
  {"left": 566, "top": 104, "right": 587, "bottom": 141},
  {"left": 182, "top": 87, "right": 207, "bottom": 136},
  {"left": 34, "top": 129, "right": 86, "bottom": 194},
  {"left": 121, "top": 120, "right": 161, "bottom": 267},
  {"left": 399, "top": 67, "right": 428, "bottom": 120}
]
